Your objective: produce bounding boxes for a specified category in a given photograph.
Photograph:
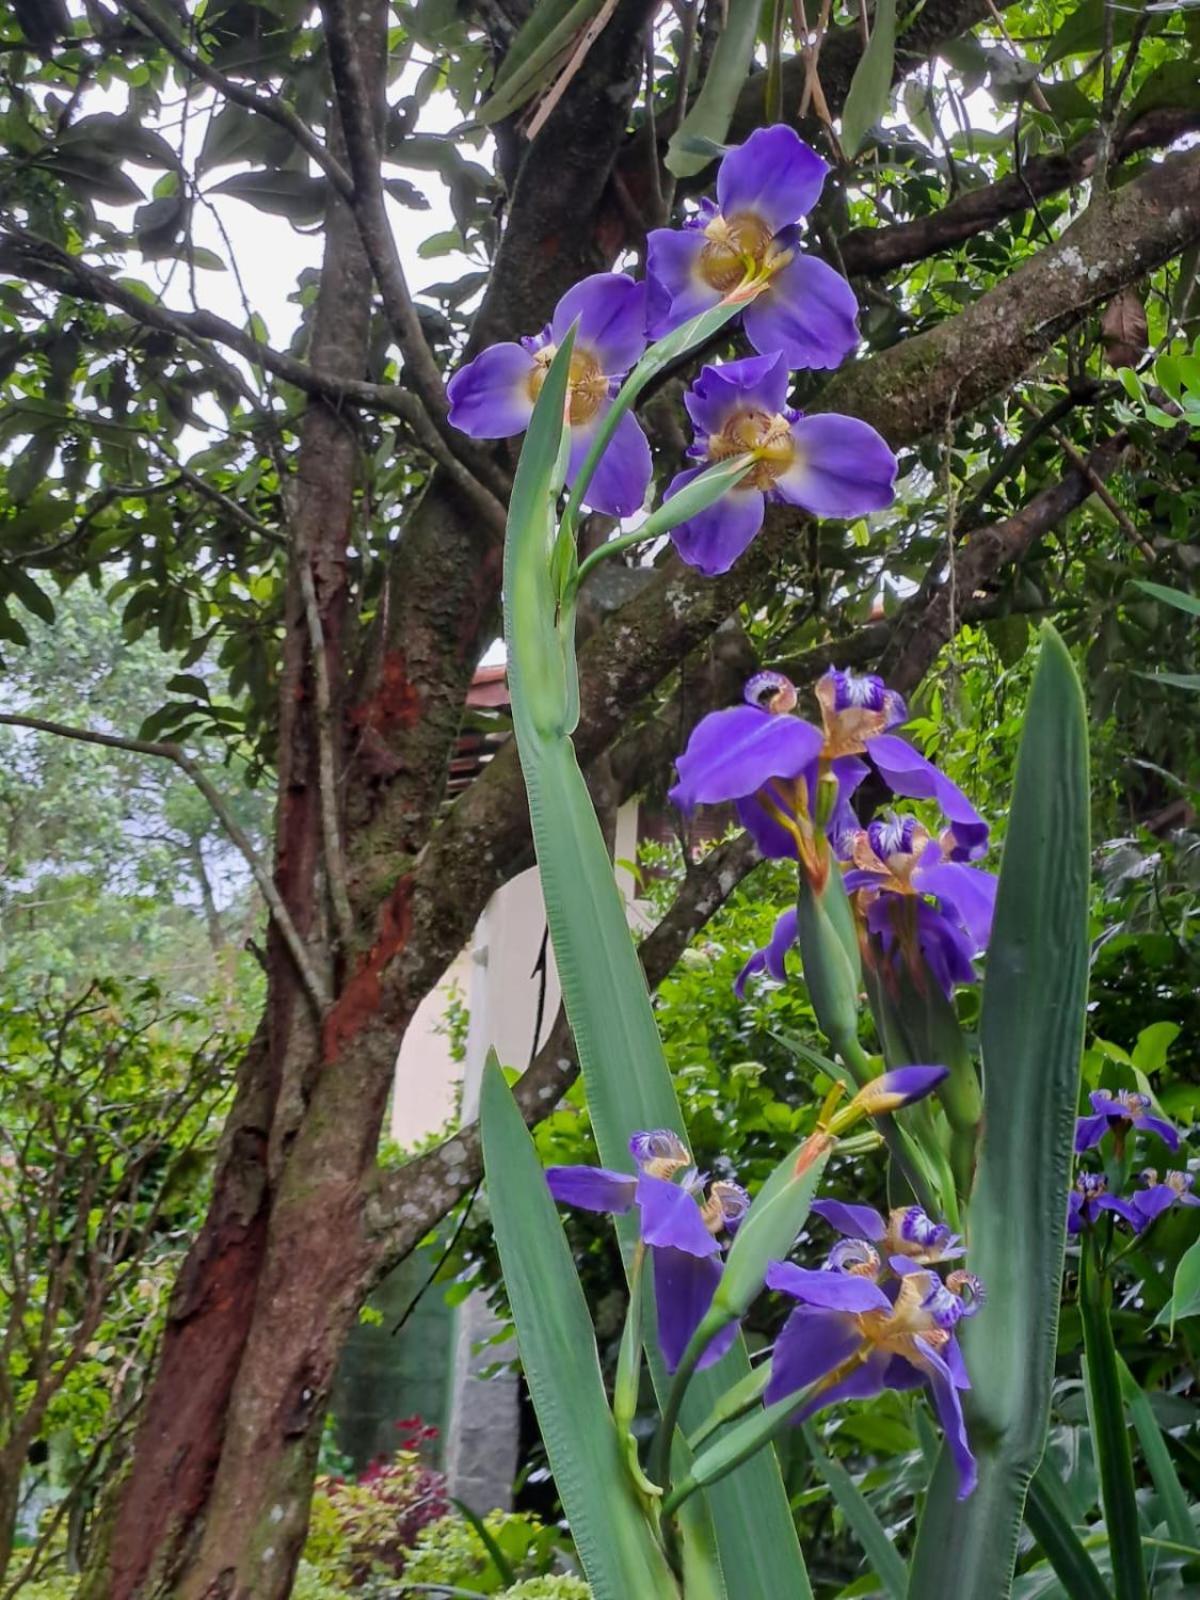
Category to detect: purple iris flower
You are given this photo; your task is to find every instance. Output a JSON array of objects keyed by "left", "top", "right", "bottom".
[
  {"left": 663, "top": 354, "right": 897, "bottom": 576},
  {"left": 764, "top": 1251, "right": 983, "bottom": 1498},
  {"left": 810, "top": 1198, "right": 964, "bottom": 1276},
  {"left": 841, "top": 815, "right": 997, "bottom": 998},
  {"left": 669, "top": 668, "right": 989, "bottom": 870},
  {"left": 1129, "top": 1168, "right": 1200, "bottom": 1230},
  {"left": 446, "top": 273, "right": 651, "bottom": 517},
  {"left": 545, "top": 1129, "right": 748, "bottom": 1373},
  {"left": 645, "top": 125, "right": 859, "bottom": 371},
  {"left": 1067, "top": 1172, "right": 1141, "bottom": 1235},
  {"left": 1074, "top": 1089, "right": 1180, "bottom": 1155}
]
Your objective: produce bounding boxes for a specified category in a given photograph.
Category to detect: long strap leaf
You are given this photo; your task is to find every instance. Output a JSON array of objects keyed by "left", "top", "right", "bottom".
[
  {"left": 802, "top": 1424, "right": 908, "bottom": 1600},
  {"left": 481, "top": 1061, "right": 681, "bottom": 1599},
  {"left": 503, "top": 329, "right": 813, "bottom": 1599},
  {"left": 1116, "top": 1353, "right": 1197, "bottom": 1551},
  {"left": 1080, "top": 1247, "right": 1148, "bottom": 1600},
  {"left": 907, "top": 627, "right": 1091, "bottom": 1599},
  {"left": 1023, "top": 1463, "right": 1111, "bottom": 1600}
]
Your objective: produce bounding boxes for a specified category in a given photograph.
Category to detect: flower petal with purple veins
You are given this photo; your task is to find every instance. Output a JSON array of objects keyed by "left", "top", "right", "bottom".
[
  {"left": 567, "top": 404, "right": 652, "bottom": 518},
  {"left": 652, "top": 1246, "right": 735, "bottom": 1373},
  {"left": 765, "top": 1260, "right": 893, "bottom": 1312},
  {"left": 636, "top": 1172, "right": 721, "bottom": 1257},
  {"left": 550, "top": 272, "right": 647, "bottom": 374},
  {"left": 764, "top": 1306, "right": 861, "bottom": 1405},
  {"left": 446, "top": 342, "right": 536, "bottom": 439},
  {"left": 735, "top": 907, "right": 799, "bottom": 995},
  {"left": 645, "top": 227, "right": 719, "bottom": 338},
  {"left": 809, "top": 1198, "right": 887, "bottom": 1242},
  {"left": 545, "top": 1165, "right": 638, "bottom": 1214},
  {"left": 742, "top": 252, "right": 859, "bottom": 369},
  {"left": 716, "top": 125, "right": 829, "bottom": 236},
  {"left": 865, "top": 733, "right": 990, "bottom": 859},
  {"left": 667, "top": 475, "right": 766, "bottom": 575},
  {"left": 669, "top": 705, "right": 824, "bottom": 809},
  {"left": 683, "top": 352, "right": 790, "bottom": 439},
  {"left": 775, "top": 413, "right": 898, "bottom": 518}
]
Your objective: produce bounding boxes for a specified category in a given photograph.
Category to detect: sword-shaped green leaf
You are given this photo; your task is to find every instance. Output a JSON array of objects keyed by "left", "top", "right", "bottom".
[
  {"left": 481, "top": 1061, "right": 680, "bottom": 1600},
  {"left": 908, "top": 627, "right": 1090, "bottom": 1600},
  {"left": 665, "top": 0, "right": 762, "bottom": 178},
  {"left": 504, "top": 300, "right": 814, "bottom": 1600}
]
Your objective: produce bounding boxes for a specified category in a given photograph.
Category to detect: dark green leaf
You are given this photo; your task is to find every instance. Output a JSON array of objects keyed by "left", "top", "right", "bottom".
[{"left": 841, "top": 0, "right": 898, "bottom": 160}]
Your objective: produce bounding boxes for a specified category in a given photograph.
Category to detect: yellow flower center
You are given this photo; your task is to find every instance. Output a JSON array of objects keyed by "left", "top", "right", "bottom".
[
  {"left": 698, "top": 211, "right": 790, "bottom": 293},
  {"left": 709, "top": 407, "right": 796, "bottom": 490},
  {"left": 526, "top": 342, "right": 609, "bottom": 425}
]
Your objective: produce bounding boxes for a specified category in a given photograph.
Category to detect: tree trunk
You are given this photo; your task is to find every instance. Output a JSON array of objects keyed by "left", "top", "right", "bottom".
[
  {"left": 86, "top": 11, "right": 389, "bottom": 1596},
  {"left": 0, "top": 1451, "right": 20, "bottom": 1589}
]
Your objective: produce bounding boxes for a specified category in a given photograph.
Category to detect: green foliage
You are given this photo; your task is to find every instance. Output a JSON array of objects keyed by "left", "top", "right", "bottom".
[{"left": 403, "top": 1509, "right": 563, "bottom": 1592}]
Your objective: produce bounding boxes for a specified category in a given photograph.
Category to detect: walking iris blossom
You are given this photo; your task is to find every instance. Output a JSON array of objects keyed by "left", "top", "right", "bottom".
[
  {"left": 646, "top": 126, "right": 860, "bottom": 370},
  {"left": 809, "top": 1198, "right": 965, "bottom": 1275},
  {"left": 841, "top": 815, "right": 997, "bottom": 998},
  {"left": 664, "top": 353, "right": 898, "bottom": 576},
  {"left": 1067, "top": 1172, "right": 1141, "bottom": 1235},
  {"left": 669, "top": 668, "right": 988, "bottom": 879},
  {"left": 545, "top": 1130, "right": 748, "bottom": 1373},
  {"left": 1074, "top": 1089, "right": 1180, "bottom": 1155},
  {"left": 763, "top": 1247, "right": 984, "bottom": 1498},
  {"left": 446, "top": 273, "right": 651, "bottom": 517},
  {"left": 1130, "top": 1168, "right": 1200, "bottom": 1229}
]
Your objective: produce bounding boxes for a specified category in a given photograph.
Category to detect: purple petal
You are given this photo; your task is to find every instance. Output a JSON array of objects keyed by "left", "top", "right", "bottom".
[
  {"left": 765, "top": 1260, "right": 892, "bottom": 1313},
  {"left": 652, "top": 1246, "right": 736, "bottom": 1373},
  {"left": 546, "top": 1165, "right": 638, "bottom": 1214},
  {"left": 865, "top": 734, "right": 989, "bottom": 859},
  {"left": 1133, "top": 1114, "right": 1181, "bottom": 1152},
  {"left": 1067, "top": 1192, "right": 1085, "bottom": 1235},
  {"left": 646, "top": 227, "right": 720, "bottom": 338},
  {"left": 669, "top": 705, "right": 823, "bottom": 809},
  {"left": 684, "top": 353, "right": 789, "bottom": 438},
  {"left": 1130, "top": 1186, "right": 1178, "bottom": 1229},
  {"left": 910, "top": 901, "right": 980, "bottom": 997},
  {"left": 735, "top": 907, "right": 798, "bottom": 995},
  {"left": 636, "top": 1173, "right": 720, "bottom": 1257},
  {"left": 764, "top": 1306, "right": 861, "bottom": 1405},
  {"left": 667, "top": 474, "right": 766, "bottom": 576},
  {"left": 809, "top": 1199, "right": 887, "bottom": 1242},
  {"left": 853, "top": 1064, "right": 949, "bottom": 1115},
  {"left": 943, "top": 1334, "right": 971, "bottom": 1390},
  {"left": 717, "top": 126, "right": 829, "bottom": 236},
  {"left": 447, "top": 342, "right": 535, "bottom": 439},
  {"left": 1074, "top": 1114, "right": 1111, "bottom": 1153},
  {"left": 568, "top": 406, "right": 651, "bottom": 517},
  {"left": 1094, "top": 1194, "right": 1142, "bottom": 1231},
  {"left": 915, "top": 1341, "right": 978, "bottom": 1499},
  {"left": 734, "top": 794, "right": 800, "bottom": 860},
  {"left": 776, "top": 413, "right": 897, "bottom": 517},
  {"left": 743, "top": 252, "right": 859, "bottom": 370},
  {"left": 551, "top": 272, "right": 647, "bottom": 374},
  {"left": 795, "top": 1348, "right": 891, "bottom": 1420},
  {"left": 1088, "top": 1090, "right": 1123, "bottom": 1115},
  {"left": 915, "top": 861, "right": 997, "bottom": 951}
]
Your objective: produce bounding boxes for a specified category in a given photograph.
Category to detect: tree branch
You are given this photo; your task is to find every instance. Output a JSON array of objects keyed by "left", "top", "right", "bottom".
[
  {"left": 0, "top": 714, "right": 329, "bottom": 1012},
  {"left": 319, "top": 0, "right": 452, "bottom": 430},
  {"left": 840, "top": 106, "right": 1200, "bottom": 279},
  {"left": 118, "top": 0, "right": 353, "bottom": 197}
]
